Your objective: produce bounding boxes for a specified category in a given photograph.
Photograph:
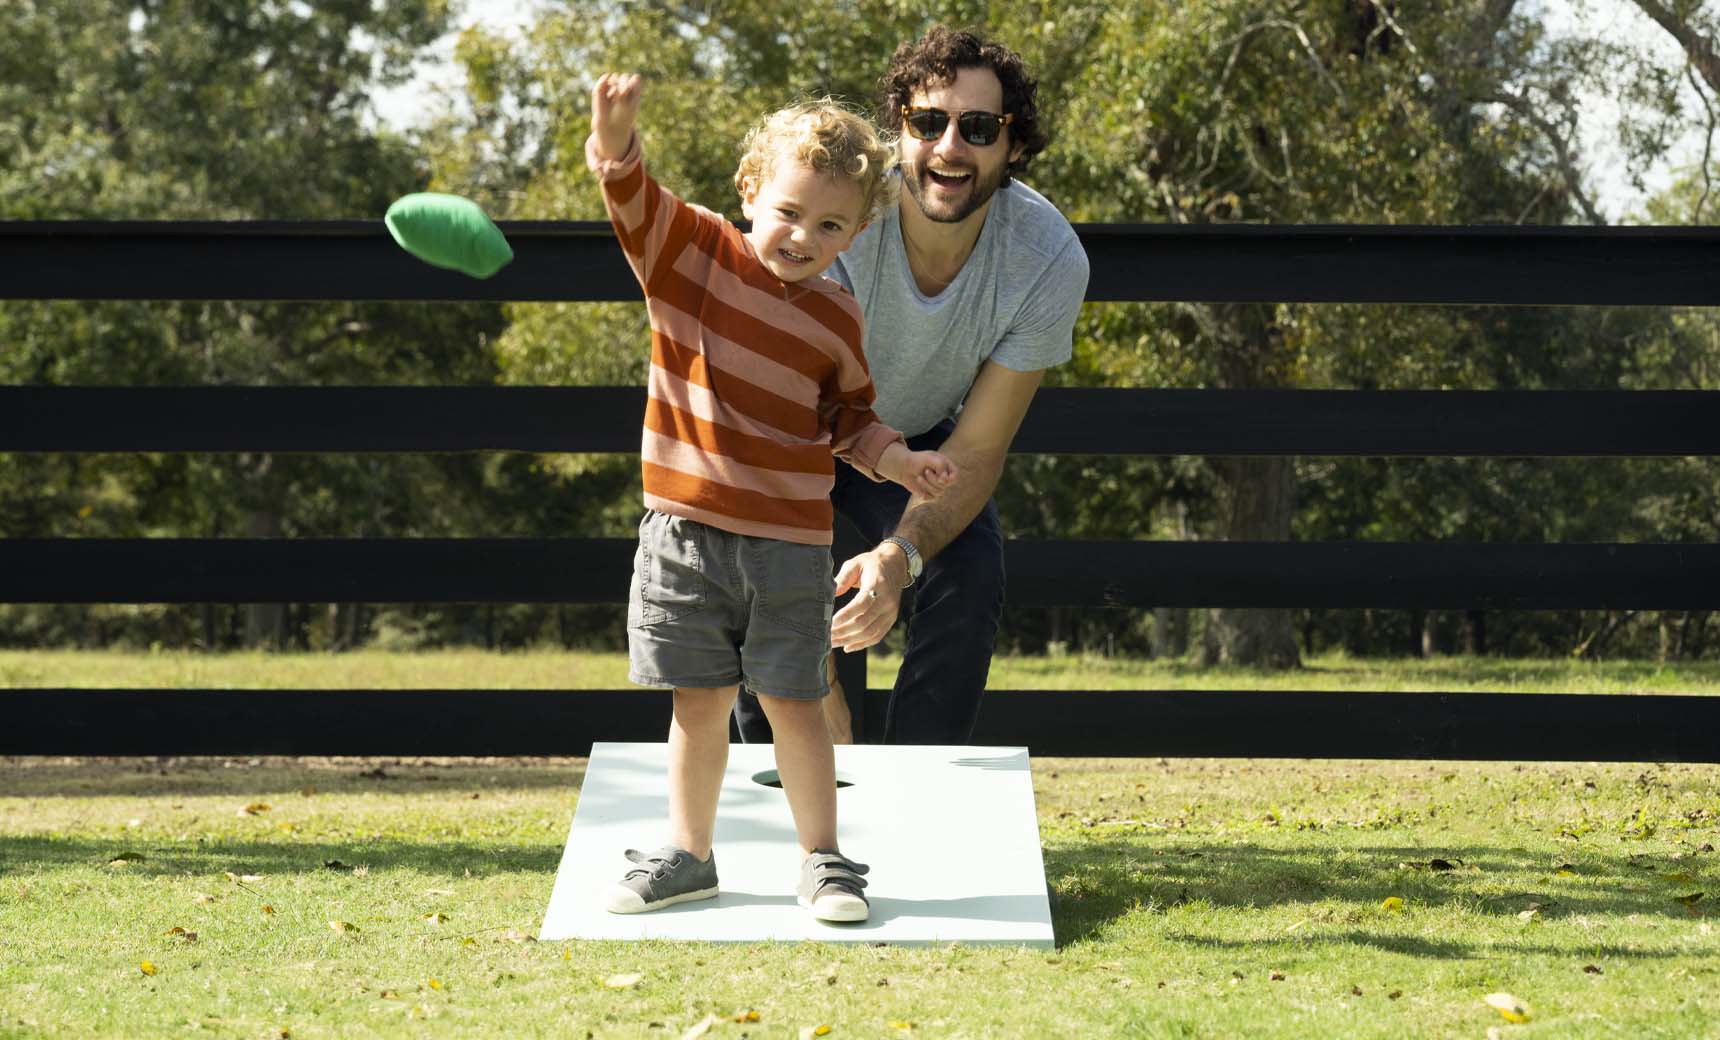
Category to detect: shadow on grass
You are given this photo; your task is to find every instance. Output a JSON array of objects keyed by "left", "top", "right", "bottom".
[
  {"left": 0, "top": 759, "right": 588, "bottom": 798},
  {"left": 0, "top": 833, "right": 563, "bottom": 878},
  {"left": 1044, "top": 838, "right": 1712, "bottom": 949},
  {"left": 1166, "top": 930, "right": 1685, "bottom": 960}
]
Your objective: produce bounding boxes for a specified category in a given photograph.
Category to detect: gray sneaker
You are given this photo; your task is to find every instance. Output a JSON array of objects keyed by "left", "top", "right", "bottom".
[
  {"left": 798, "top": 849, "right": 870, "bottom": 923},
  {"left": 604, "top": 846, "right": 719, "bottom": 914}
]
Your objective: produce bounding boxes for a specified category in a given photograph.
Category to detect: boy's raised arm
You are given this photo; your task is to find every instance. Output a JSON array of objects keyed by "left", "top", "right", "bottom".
[{"left": 590, "top": 73, "right": 642, "bottom": 161}]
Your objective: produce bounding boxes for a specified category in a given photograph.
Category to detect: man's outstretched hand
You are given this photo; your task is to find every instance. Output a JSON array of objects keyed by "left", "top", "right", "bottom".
[{"left": 830, "top": 543, "right": 910, "bottom": 652}]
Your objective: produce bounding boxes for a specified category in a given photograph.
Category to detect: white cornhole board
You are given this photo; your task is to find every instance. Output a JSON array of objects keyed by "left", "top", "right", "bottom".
[{"left": 540, "top": 742, "right": 1053, "bottom": 946}]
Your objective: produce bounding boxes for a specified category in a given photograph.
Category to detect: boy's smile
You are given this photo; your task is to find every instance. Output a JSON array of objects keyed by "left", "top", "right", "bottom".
[{"left": 742, "top": 163, "right": 868, "bottom": 284}]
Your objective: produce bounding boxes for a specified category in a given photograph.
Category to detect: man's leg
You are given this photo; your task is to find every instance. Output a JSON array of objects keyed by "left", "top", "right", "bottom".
[
  {"left": 820, "top": 419, "right": 1007, "bottom": 745},
  {"left": 882, "top": 495, "right": 1004, "bottom": 744}
]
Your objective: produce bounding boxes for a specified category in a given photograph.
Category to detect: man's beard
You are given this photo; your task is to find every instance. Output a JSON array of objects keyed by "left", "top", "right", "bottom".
[{"left": 902, "top": 159, "right": 1009, "bottom": 224}]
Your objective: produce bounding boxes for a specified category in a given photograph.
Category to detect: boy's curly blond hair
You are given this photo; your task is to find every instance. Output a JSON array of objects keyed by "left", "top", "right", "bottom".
[{"left": 734, "top": 100, "right": 898, "bottom": 225}]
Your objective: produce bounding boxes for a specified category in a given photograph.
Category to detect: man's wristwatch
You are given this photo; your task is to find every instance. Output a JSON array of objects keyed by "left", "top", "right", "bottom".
[{"left": 882, "top": 535, "right": 922, "bottom": 587}]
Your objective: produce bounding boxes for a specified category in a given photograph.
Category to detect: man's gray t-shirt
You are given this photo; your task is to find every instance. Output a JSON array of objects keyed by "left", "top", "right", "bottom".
[{"left": 829, "top": 178, "right": 1090, "bottom": 438}]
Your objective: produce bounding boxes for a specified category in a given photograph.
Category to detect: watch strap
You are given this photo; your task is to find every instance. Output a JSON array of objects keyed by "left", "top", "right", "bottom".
[{"left": 883, "top": 535, "right": 921, "bottom": 586}]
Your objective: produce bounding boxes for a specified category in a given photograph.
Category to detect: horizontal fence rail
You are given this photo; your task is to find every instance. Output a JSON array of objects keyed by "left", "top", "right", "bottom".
[
  {"left": 5, "top": 689, "right": 1717, "bottom": 761},
  {"left": 9, "top": 221, "right": 1720, "bottom": 305},
  {"left": 6, "top": 386, "right": 1720, "bottom": 456},
  {"left": 4, "top": 538, "right": 1720, "bottom": 609}
]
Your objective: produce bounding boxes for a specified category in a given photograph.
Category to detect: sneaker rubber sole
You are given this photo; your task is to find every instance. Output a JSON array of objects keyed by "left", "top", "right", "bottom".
[
  {"left": 799, "top": 891, "right": 869, "bottom": 923},
  {"left": 604, "top": 883, "right": 720, "bottom": 914}
]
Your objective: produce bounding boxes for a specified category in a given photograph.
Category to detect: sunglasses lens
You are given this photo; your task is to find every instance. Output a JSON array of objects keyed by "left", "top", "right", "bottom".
[
  {"left": 957, "top": 112, "right": 1003, "bottom": 145},
  {"left": 905, "top": 109, "right": 948, "bottom": 140}
]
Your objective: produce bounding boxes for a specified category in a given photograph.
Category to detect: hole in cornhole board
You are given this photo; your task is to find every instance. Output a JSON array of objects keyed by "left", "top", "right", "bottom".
[
  {"left": 540, "top": 743, "right": 1054, "bottom": 946},
  {"left": 751, "top": 769, "right": 855, "bottom": 789}
]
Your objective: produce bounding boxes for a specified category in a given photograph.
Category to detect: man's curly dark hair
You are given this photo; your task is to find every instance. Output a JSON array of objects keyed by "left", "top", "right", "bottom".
[{"left": 879, "top": 24, "right": 1047, "bottom": 184}]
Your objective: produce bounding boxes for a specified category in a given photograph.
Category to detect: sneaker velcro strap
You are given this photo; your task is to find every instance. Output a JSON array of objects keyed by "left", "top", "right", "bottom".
[
  {"left": 622, "top": 846, "right": 682, "bottom": 881},
  {"left": 807, "top": 852, "right": 870, "bottom": 897}
]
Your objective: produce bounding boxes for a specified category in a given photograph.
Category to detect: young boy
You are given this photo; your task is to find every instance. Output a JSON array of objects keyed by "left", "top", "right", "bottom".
[{"left": 587, "top": 73, "right": 956, "bottom": 923}]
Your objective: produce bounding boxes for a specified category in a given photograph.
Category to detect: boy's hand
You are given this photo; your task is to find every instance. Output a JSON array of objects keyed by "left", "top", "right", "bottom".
[
  {"left": 882, "top": 446, "right": 958, "bottom": 499},
  {"left": 591, "top": 73, "right": 642, "bottom": 160}
]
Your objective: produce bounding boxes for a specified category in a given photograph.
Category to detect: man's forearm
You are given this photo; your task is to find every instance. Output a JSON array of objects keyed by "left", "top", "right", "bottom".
[{"left": 890, "top": 446, "right": 1005, "bottom": 561}]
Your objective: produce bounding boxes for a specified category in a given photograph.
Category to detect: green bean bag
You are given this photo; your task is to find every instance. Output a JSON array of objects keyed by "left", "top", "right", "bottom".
[{"left": 384, "top": 192, "right": 514, "bottom": 279}]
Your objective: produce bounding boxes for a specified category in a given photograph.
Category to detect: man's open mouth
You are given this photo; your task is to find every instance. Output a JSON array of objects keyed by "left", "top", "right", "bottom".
[{"left": 927, "top": 167, "right": 973, "bottom": 190}]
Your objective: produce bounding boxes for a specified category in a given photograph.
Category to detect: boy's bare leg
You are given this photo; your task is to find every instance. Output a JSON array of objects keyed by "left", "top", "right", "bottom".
[
  {"left": 668, "top": 685, "right": 740, "bottom": 860},
  {"left": 757, "top": 692, "right": 838, "bottom": 855},
  {"left": 820, "top": 655, "right": 855, "bottom": 745}
]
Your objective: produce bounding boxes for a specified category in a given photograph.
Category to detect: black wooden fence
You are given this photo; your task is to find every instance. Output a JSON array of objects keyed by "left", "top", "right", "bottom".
[{"left": 4, "top": 221, "right": 1720, "bottom": 761}]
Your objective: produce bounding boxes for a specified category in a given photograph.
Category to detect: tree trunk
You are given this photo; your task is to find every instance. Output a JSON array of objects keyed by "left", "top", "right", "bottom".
[
  {"left": 1199, "top": 303, "right": 1301, "bottom": 669},
  {"left": 243, "top": 507, "right": 284, "bottom": 649},
  {"left": 1420, "top": 610, "right": 1439, "bottom": 658},
  {"left": 329, "top": 603, "right": 362, "bottom": 652},
  {"left": 1463, "top": 610, "right": 1487, "bottom": 655},
  {"left": 1202, "top": 454, "right": 1300, "bottom": 668},
  {"left": 1151, "top": 607, "right": 1191, "bottom": 659}
]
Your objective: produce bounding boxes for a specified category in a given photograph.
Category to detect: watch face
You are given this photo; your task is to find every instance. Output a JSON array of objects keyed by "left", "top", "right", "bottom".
[{"left": 890, "top": 537, "right": 921, "bottom": 582}]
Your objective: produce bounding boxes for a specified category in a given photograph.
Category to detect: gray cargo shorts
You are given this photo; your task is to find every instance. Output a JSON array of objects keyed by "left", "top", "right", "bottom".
[{"left": 627, "top": 509, "right": 833, "bottom": 700}]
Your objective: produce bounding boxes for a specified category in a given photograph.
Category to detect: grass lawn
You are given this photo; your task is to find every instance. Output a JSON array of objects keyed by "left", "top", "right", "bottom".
[{"left": 3, "top": 651, "right": 1718, "bottom": 1038}]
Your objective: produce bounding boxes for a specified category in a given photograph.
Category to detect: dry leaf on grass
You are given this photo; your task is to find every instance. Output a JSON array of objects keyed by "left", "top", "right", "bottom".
[
  {"left": 329, "top": 920, "right": 359, "bottom": 935},
  {"left": 108, "top": 852, "right": 145, "bottom": 867},
  {"left": 681, "top": 1013, "right": 718, "bottom": 1039},
  {"left": 238, "top": 803, "right": 271, "bottom": 816},
  {"left": 162, "top": 927, "right": 198, "bottom": 942},
  {"left": 1484, "top": 992, "right": 1531, "bottom": 1023},
  {"left": 261, "top": 904, "right": 276, "bottom": 916},
  {"left": 422, "top": 912, "right": 449, "bottom": 924},
  {"left": 730, "top": 1010, "right": 760, "bottom": 1023},
  {"left": 603, "top": 973, "right": 643, "bottom": 989}
]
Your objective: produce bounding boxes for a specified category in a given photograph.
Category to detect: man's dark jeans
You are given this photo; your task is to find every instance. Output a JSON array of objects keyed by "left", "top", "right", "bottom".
[{"left": 732, "top": 419, "right": 1005, "bottom": 745}]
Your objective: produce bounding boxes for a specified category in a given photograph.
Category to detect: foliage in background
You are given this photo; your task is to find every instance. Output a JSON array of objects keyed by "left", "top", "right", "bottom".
[{"left": 9, "top": 1, "right": 1720, "bottom": 660}]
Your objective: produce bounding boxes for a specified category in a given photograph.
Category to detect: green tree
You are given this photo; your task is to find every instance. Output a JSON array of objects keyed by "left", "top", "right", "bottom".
[{"left": 0, "top": 0, "right": 510, "bottom": 648}]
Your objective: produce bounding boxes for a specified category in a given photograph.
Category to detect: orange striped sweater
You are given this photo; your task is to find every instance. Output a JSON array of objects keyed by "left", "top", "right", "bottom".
[{"left": 587, "top": 133, "right": 903, "bottom": 546}]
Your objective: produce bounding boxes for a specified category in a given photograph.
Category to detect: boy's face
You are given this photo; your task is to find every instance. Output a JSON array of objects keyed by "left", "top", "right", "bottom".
[
  {"left": 741, "top": 162, "right": 868, "bottom": 284},
  {"left": 899, "top": 65, "right": 1024, "bottom": 225}
]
